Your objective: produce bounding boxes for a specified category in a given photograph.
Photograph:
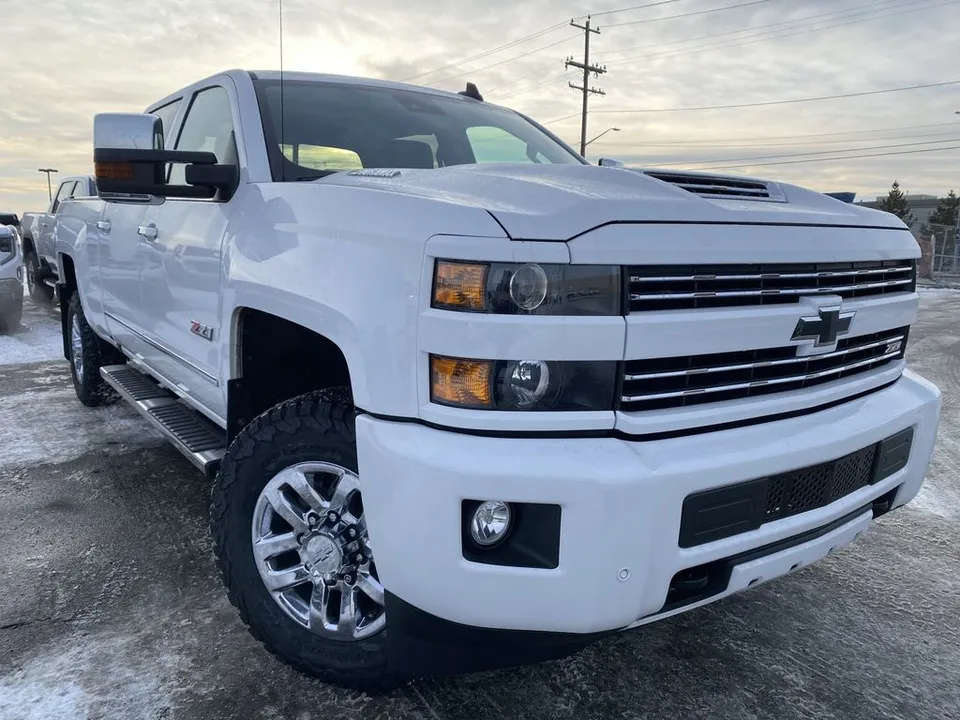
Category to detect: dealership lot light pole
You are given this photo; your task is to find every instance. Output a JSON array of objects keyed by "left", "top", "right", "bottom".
[{"left": 38, "top": 168, "right": 59, "bottom": 201}]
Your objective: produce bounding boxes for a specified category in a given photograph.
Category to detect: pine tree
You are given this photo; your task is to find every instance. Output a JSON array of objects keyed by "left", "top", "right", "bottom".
[
  {"left": 877, "top": 180, "right": 916, "bottom": 228},
  {"left": 928, "top": 189, "right": 959, "bottom": 228}
]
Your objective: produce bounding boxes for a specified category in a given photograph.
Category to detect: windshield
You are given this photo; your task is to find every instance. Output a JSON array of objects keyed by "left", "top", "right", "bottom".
[{"left": 251, "top": 77, "right": 584, "bottom": 181}]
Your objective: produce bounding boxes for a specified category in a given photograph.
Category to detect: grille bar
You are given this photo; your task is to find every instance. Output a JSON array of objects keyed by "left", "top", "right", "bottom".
[
  {"left": 630, "top": 278, "right": 912, "bottom": 302},
  {"left": 624, "top": 335, "right": 903, "bottom": 382},
  {"left": 630, "top": 265, "right": 915, "bottom": 283},
  {"left": 628, "top": 260, "right": 916, "bottom": 311},
  {"left": 621, "top": 347, "right": 902, "bottom": 402},
  {"left": 620, "top": 327, "right": 907, "bottom": 412}
]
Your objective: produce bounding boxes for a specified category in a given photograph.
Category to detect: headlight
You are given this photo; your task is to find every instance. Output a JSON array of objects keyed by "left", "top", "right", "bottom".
[
  {"left": 432, "top": 260, "right": 621, "bottom": 316},
  {"left": 430, "top": 355, "right": 618, "bottom": 411}
]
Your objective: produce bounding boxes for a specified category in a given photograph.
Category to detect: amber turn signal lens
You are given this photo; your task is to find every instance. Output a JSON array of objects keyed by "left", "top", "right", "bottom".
[
  {"left": 433, "top": 261, "right": 487, "bottom": 311},
  {"left": 430, "top": 356, "right": 493, "bottom": 408},
  {"left": 94, "top": 161, "right": 135, "bottom": 180}
]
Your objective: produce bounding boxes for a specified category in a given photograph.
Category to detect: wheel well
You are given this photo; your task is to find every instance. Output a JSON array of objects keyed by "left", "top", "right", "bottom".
[
  {"left": 57, "top": 255, "right": 78, "bottom": 361},
  {"left": 228, "top": 308, "right": 352, "bottom": 442},
  {"left": 21, "top": 235, "right": 36, "bottom": 256}
]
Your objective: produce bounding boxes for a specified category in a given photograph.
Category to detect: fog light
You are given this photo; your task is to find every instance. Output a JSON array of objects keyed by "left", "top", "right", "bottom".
[{"left": 470, "top": 500, "right": 512, "bottom": 547}]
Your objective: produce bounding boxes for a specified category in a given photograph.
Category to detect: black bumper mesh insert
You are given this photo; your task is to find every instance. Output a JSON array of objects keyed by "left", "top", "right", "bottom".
[{"left": 678, "top": 427, "right": 913, "bottom": 548}]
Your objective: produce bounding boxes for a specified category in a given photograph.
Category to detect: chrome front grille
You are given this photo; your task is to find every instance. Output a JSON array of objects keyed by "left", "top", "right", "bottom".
[
  {"left": 628, "top": 260, "right": 916, "bottom": 312},
  {"left": 620, "top": 327, "right": 907, "bottom": 412}
]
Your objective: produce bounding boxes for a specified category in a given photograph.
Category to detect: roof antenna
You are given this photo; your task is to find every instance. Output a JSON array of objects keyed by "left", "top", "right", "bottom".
[
  {"left": 279, "top": 0, "right": 285, "bottom": 181},
  {"left": 459, "top": 82, "right": 484, "bottom": 101}
]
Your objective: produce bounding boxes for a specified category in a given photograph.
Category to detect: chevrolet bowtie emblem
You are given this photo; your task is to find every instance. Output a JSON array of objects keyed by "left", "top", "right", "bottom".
[{"left": 791, "top": 306, "right": 856, "bottom": 347}]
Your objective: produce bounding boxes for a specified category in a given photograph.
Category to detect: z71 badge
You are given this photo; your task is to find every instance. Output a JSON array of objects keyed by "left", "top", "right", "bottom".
[{"left": 190, "top": 321, "right": 214, "bottom": 341}]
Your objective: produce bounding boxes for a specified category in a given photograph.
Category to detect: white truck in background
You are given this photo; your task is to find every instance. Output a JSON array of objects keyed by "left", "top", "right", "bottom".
[
  {"left": 0, "top": 223, "right": 23, "bottom": 332},
  {"left": 20, "top": 175, "right": 97, "bottom": 304},
  {"left": 53, "top": 69, "right": 940, "bottom": 691}
]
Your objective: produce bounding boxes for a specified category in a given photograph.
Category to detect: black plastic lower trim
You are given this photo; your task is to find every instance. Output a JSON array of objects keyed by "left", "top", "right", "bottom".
[
  {"left": 661, "top": 490, "right": 901, "bottom": 614},
  {"left": 385, "top": 591, "right": 613, "bottom": 677}
]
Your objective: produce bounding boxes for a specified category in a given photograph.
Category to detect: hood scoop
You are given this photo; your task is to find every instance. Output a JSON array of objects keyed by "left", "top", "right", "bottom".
[{"left": 642, "top": 169, "right": 786, "bottom": 203}]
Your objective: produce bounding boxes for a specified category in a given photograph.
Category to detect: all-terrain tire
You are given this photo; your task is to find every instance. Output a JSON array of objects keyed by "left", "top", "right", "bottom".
[
  {"left": 25, "top": 250, "right": 55, "bottom": 305},
  {"left": 67, "top": 292, "right": 120, "bottom": 407},
  {"left": 210, "top": 388, "right": 403, "bottom": 693}
]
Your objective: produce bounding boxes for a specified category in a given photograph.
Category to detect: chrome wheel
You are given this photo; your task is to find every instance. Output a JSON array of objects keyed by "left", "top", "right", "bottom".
[
  {"left": 251, "top": 461, "right": 385, "bottom": 641},
  {"left": 70, "top": 314, "right": 84, "bottom": 382}
]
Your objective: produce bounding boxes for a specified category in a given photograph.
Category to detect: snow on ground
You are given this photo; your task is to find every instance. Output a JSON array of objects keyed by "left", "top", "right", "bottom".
[
  {"left": 0, "top": 627, "right": 183, "bottom": 720},
  {"left": 0, "top": 297, "right": 64, "bottom": 366},
  {"left": 0, "top": 386, "right": 165, "bottom": 472}
]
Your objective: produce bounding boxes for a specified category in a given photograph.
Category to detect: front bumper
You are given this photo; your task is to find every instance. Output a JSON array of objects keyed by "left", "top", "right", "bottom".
[
  {"left": 357, "top": 371, "right": 940, "bottom": 674},
  {"left": 0, "top": 276, "right": 24, "bottom": 313}
]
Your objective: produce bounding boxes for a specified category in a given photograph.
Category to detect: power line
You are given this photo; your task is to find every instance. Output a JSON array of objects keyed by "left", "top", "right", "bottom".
[
  {"left": 593, "top": 121, "right": 960, "bottom": 145},
  {"left": 432, "top": 33, "right": 580, "bottom": 85},
  {"left": 604, "top": 0, "right": 955, "bottom": 67},
  {"left": 591, "top": 0, "right": 691, "bottom": 17},
  {"left": 491, "top": 73, "right": 569, "bottom": 101},
  {"left": 592, "top": 128, "right": 960, "bottom": 148},
  {"left": 604, "top": 0, "right": 783, "bottom": 28},
  {"left": 398, "top": 21, "right": 568, "bottom": 83},
  {"left": 491, "top": 0, "right": 949, "bottom": 102},
  {"left": 649, "top": 137, "right": 960, "bottom": 167},
  {"left": 543, "top": 112, "right": 582, "bottom": 125},
  {"left": 592, "top": 79, "right": 960, "bottom": 114},
  {"left": 687, "top": 145, "right": 960, "bottom": 170},
  {"left": 595, "top": 0, "right": 913, "bottom": 61}
]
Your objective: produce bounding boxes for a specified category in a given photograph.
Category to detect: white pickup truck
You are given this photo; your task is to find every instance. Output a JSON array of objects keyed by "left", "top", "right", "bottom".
[
  {"left": 21, "top": 175, "right": 98, "bottom": 304},
  {"left": 55, "top": 69, "right": 941, "bottom": 690}
]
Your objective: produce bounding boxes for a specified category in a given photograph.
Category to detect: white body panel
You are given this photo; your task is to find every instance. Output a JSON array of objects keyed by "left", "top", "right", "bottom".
[
  {"left": 358, "top": 371, "right": 940, "bottom": 632},
  {"left": 55, "top": 68, "right": 941, "bottom": 638}
]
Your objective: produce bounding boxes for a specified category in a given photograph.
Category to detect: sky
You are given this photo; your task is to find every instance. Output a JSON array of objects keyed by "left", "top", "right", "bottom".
[{"left": 1, "top": 0, "right": 958, "bottom": 213}]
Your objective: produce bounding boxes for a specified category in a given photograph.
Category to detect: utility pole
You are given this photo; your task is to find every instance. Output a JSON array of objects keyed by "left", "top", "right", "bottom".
[
  {"left": 566, "top": 16, "right": 606, "bottom": 157},
  {"left": 38, "top": 168, "right": 58, "bottom": 201}
]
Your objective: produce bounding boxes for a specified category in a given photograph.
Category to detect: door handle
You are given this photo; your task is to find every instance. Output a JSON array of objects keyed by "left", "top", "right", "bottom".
[
  {"left": 96, "top": 220, "right": 111, "bottom": 233},
  {"left": 41, "top": 222, "right": 49, "bottom": 228},
  {"left": 138, "top": 225, "right": 159, "bottom": 242}
]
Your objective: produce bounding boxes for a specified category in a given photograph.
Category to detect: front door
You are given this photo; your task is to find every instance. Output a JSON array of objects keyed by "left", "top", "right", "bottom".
[{"left": 135, "top": 84, "right": 238, "bottom": 421}]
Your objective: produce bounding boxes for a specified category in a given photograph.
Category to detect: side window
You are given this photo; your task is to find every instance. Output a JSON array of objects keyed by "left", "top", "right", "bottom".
[
  {"left": 150, "top": 99, "right": 183, "bottom": 146},
  {"left": 466, "top": 126, "right": 547, "bottom": 164},
  {"left": 51, "top": 181, "right": 76, "bottom": 212},
  {"left": 169, "top": 87, "right": 235, "bottom": 187},
  {"left": 74, "top": 179, "right": 94, "bottom": 198}
]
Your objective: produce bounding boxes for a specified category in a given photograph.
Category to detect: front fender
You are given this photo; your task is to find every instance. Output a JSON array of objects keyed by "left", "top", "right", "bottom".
[{"left": 222, "top": 183, "right": 505, "bottom": 416}]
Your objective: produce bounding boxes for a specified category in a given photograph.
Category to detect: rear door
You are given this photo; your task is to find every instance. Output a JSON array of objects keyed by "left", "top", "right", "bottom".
[{"left": 136, "top": 84, "right": 237, "bottom": 420}]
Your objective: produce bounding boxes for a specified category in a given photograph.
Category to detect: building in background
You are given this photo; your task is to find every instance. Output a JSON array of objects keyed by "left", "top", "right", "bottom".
[{"left": 856, "top": 194, "right": 956, "bottom": 278}]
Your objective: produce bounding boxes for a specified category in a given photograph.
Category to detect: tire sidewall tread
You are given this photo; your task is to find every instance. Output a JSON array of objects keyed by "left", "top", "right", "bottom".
[
  {"left": 67, "top": 292, "right": 119, "bottom": 407},
  {"left": 211, "top": 389, "right": 402, "bottom": 693}
]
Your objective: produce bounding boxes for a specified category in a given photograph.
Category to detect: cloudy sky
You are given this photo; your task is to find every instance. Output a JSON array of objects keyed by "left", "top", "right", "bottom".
[{"left": 2, "top": 0, "right": 958, "bottom": 212}]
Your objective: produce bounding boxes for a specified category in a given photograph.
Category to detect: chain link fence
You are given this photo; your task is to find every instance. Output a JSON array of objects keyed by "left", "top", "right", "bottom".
[{"left": 928, "top": 223, "right": 960, "bottom": 281}]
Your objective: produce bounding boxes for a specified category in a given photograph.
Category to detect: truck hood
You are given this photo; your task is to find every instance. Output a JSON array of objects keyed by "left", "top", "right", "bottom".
[{"left": 319, "top": 164, "right": 905, "bottom": 241}]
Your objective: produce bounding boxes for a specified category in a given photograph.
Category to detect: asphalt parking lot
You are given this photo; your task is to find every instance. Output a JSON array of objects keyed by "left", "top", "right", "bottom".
[{"left": 1, "top": 291, "right": 958, "bottom": 720}]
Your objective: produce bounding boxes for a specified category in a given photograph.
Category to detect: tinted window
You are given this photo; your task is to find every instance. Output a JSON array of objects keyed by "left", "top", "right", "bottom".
[
  {"left": 73, "top": 178, "right": 95, "bottom": 197},
  {"left": 252, "top": 79, "right": 582, "bottom": 181},
  {"left": 51, "top": 181, "right": 76, "bottom": 212},
  {"left": 467, "top": 126, "right": 549, "bottom": 164},
  {"left": 150, "top": 99, "right": 183, "bottom": 146},
  {"left": 170, "top": 87, "right": 235, "bottom": 186}
]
